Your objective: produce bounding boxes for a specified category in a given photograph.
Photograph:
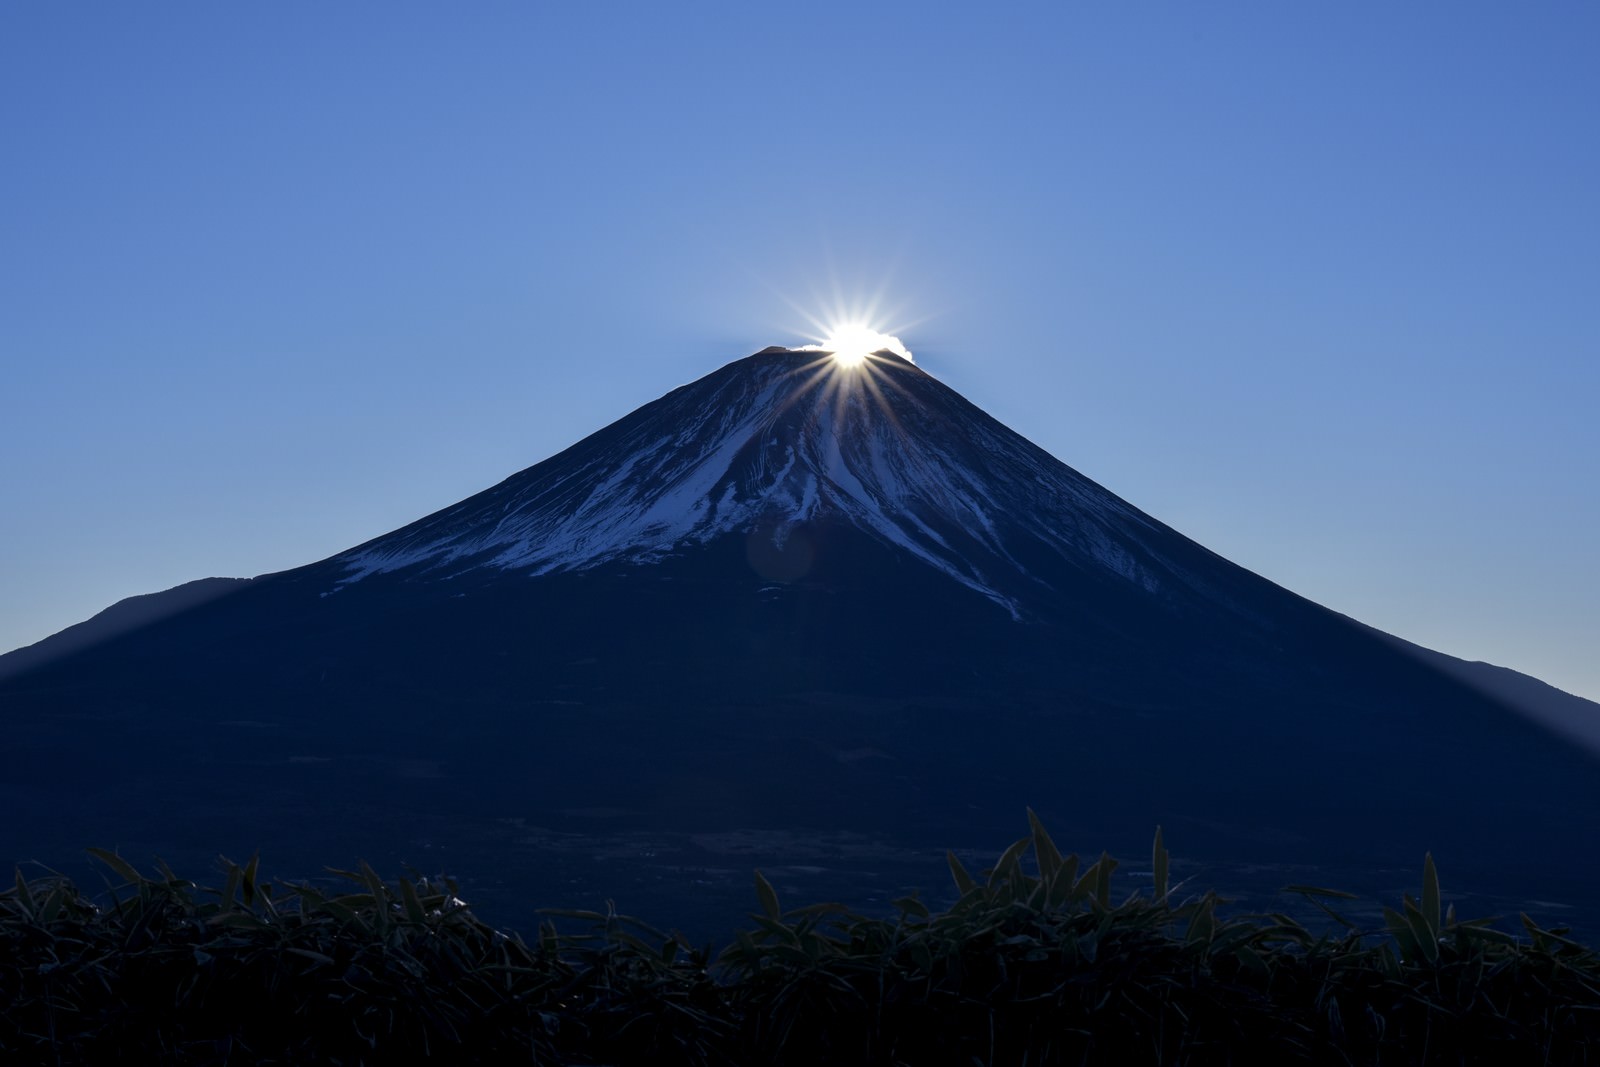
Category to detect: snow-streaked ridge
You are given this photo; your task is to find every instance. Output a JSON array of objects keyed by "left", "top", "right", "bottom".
[{"left": 333, "top": 349, "right": 1177, "bottom": 613}]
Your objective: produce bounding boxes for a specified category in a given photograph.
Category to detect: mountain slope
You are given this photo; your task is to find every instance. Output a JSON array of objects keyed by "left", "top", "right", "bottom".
[
  {"left": 329, "top": 349, "right": 1181, "bottom": 616},
  {"left": 1366, "top": 622, "right": 1600, "bottom": 756},
  {"left": 2, "top": 347, "right": 1596, "bottom": 936},
  {"left": 0, "top": 577, "right": 253, "bottom": 681}
]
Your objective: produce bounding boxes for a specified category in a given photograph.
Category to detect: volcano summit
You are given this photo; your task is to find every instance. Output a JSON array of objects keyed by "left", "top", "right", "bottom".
[
  {"left": 3, "top": 346, "right": 1597, "bottom": 932},
  {"left": 333, "top": 347, "right": 1170, "bottom": 617}
]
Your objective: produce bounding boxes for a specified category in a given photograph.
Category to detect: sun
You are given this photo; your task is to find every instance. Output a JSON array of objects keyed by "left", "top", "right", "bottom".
[{"left": 821, "top": 323, "right": 912, "bottom": 368}]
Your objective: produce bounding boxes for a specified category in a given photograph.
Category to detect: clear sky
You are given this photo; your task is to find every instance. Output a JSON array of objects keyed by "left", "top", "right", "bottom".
[{"left": 3, "top": 5, "right": 1596, "bottom": 701}]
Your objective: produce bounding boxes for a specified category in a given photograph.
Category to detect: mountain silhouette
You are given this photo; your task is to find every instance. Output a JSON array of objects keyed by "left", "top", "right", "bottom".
[{"left": 4, "top": 347, "right": 1596, "bottom": 935}]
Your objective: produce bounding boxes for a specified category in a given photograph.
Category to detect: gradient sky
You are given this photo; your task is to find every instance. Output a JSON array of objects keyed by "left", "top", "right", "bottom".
[{"left": 3, "top": 5, "right": 1596, "bottom": 701}]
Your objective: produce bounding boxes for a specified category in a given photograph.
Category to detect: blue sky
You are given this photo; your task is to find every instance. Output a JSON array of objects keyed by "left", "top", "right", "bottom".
[{"left": 3, "top": 4, "right": 1597, "bottom": 700}]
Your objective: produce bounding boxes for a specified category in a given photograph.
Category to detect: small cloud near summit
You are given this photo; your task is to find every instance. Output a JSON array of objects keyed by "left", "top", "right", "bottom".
[{"left": 799, "top": 325, "right": 915, "bottom": 365}]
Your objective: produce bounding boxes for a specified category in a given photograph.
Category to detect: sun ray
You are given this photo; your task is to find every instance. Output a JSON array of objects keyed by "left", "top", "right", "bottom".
[
  {"left": 756, "top": 357, "right": 838, "bottom": 436},
  {"left": 854, "top": 362, "right": 910, "bottom": 442}
]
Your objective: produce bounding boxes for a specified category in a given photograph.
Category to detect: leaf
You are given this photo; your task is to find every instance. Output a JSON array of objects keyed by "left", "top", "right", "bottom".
[
  {"left": 358, "top": 861, "right": 390, "bottom": 933},
  {"left": 154, "top": 857, "right": 183, "bottom": 886},
  {"left": 536, "top": 907, "right": 611, "bottom": 924},
  {"left": 1520, "top": 914, "right": 1588, "bottom": 952},
  {"left": 1094, "top": 851, "right": 1118, "bottom": 910},
  {"left": 1402, "top": 896, "right": 1439, "bottom": 964},
  {"left": 1047, "top": 852, "right": 1082, "bottom": 910},
  {"left": 218, "top": 861, "right": 242, "bottom": 909},
  {"left": 1028, "top": 808, "right": 1064, "bottom": 883},
  {"left": 753, "top": 869, "right": 781, "bottom": 921},
  {"left": 358, "top": 861, "right": 387, "bottom": 903},
  {"left": 399, "top": 877, "right": 426, "bottom": 924},
  {"left": 893, "top": 893, "right": 930, "bottom": 920},
  {"left": 1234, "top": 943, "right": 1272, "bottom": 980},
  {"left": 1455, "top": 924, "right": 1518, "bottom": 946},
  {"left": 85, "top": 848, "right": 142, "bottom": 886},
  {"left": 13, "top": 869, "right": 37, "bottom": 917},
  {"left": 612, "top": 931, "right": 668, "bottom": 959},
  {"left": 987, "top": 836, "right": 1032, "bottom": 892},
  {"left": 1152, "top": 826, "right": 1169, "bottom": 904},
  {"left": 785, "top": 901, "right": 854, "bottom": 919},
  {"left": 39, "top": 886, "right": 67, "bottom": 923},
  {"left": 1071, "top": 859, "right": 1101, "bottom": 904},
  {"left": 1383, "top": 906, "right": 1423, "bottom": 963},
  {"left": 1283, "top": 884, "right": 1359, "bottom": 900},
  {"left": 1186, "top": 895, "right": 1216, "bottom": 946},
  {"left": 1284, "top": 884, "right": 1361, "bottom": 930},
  {"left": 946, "top": 851, "right": 978, "bottom": 896},
  {"left": 241, "top": 852, "right": 261, "bottom": 908},
  {"left": 1421, "top": 852, "right": 1441, "bottom": 941}
]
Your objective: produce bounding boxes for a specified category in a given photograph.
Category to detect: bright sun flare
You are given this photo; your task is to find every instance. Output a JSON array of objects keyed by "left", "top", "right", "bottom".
[{"left": 822, "top": 324, "right": 911, "bottom": 368}]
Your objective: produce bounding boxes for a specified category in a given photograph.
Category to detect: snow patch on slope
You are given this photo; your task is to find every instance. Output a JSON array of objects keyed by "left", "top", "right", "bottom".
[{"left": 333, "top": 349, "right": 1178, "bottom": 613}]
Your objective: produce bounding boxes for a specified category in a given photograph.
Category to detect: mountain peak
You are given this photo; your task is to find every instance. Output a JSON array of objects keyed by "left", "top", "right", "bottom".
[{"left": 329, "top": 348, "right": 1177, "bottom": 616}]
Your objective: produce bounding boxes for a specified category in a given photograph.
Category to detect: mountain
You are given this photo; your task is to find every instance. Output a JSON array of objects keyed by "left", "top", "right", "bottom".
[
  {"left": 1363, "top": 623, "right": 1600, "bottom": 757},
  {"left": 3, "top": 347, "right": 1597, "bottom": 936},
  {"left": 326, "top": 346, "right": 1173, "bottom": 620},
  {"left": 0, "top": 578, "right": 253, "bottom": 681}
]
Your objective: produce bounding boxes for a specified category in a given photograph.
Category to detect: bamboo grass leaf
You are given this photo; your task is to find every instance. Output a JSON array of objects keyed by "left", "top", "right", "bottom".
[
  {"left": 399, "top": 877, "right": 426, "bottom": 924},
  {"left": 1152, "top": 826, "right": 1169, "bottom": 904},
  {"left": 241, "top": 852, "right": 261, "bottom": 907},
  {"left": 611, "top": 930, "right": 667, "bottom": 959},
  {"left": 1384, "top": 906, "right": 1421, "bottom": 962},
  {"left": 1027, "top": 808, "right": 1064, "bottom": 883},
  {"left": 1047, "top": 852, "right": 1082, "bottom": 910},
  {"left": 39, "top": 885, "right": 67, "bottom": 923},
  {"left": 1457, "top": 924, "right": 1518, "bottom": 946},
  {"left": 537, "top": 907, "right": 611, "bottom": 924},
  {"left": 13, "top": 869, "right": 37, "bottom": 917},
  {"left": 353, "top": 862, "right": 390, "bottom": 936},
  {"left": 1399, "top": 897, "right": 1439, "bottom": 963},
  {"left": 1284, "top": 884, "right": 1361, "bottom": 930},
  {"left": 220, "top": 862, "right": 242, "bottom": 909},
  {"left": 1071, "top": 859, "right": 1100, "bottom": 904},
  {"left": 85, "top": 848, "right": 142, "bottom": 887},
  {"left": 988, "top": 836, "right": 1031, "bottom": 892},
  {"left": 1283, "top": 884, "right": 1359, "bottom": 900},
  {"left": 1422, "top": 852, "right": 1441, "bottom": 941},
  {"left": 947, "top": 851, "right": 978, "bottom": 896},
  {"left": 753, "top": 869, "right": 781, "bottom": 921},
  {"left": 358, "top": 861, "right": 387, "bottom": 904},
  {"left": 155, "top": 857, "right": 183, "bottom": 886},
  {"left": 893, "top": 893, "right": 930, "bottom": 920},
  {"left": 1186, "top": 895, "right": 1216, "bottom": 946},
  {"left": 1094, "top": 851, "right": 1117, "bottom": 911},
  {"left": 1234, "top": 943, "right": 1272, "bottom": 980}
]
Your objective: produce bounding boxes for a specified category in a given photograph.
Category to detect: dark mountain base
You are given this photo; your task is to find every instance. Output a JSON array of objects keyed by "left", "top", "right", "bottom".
[{"left": 4, "top": 525, "right": 1598, "bottom": 939}]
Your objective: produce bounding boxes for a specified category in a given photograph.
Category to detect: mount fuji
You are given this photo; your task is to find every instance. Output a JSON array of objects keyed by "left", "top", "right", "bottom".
[
  {"left": 328, "top": 346, "right": 1168, "bottom": 617},
  {"left": 4, "top": 346, "right": 1598, "bottom": 934}
]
